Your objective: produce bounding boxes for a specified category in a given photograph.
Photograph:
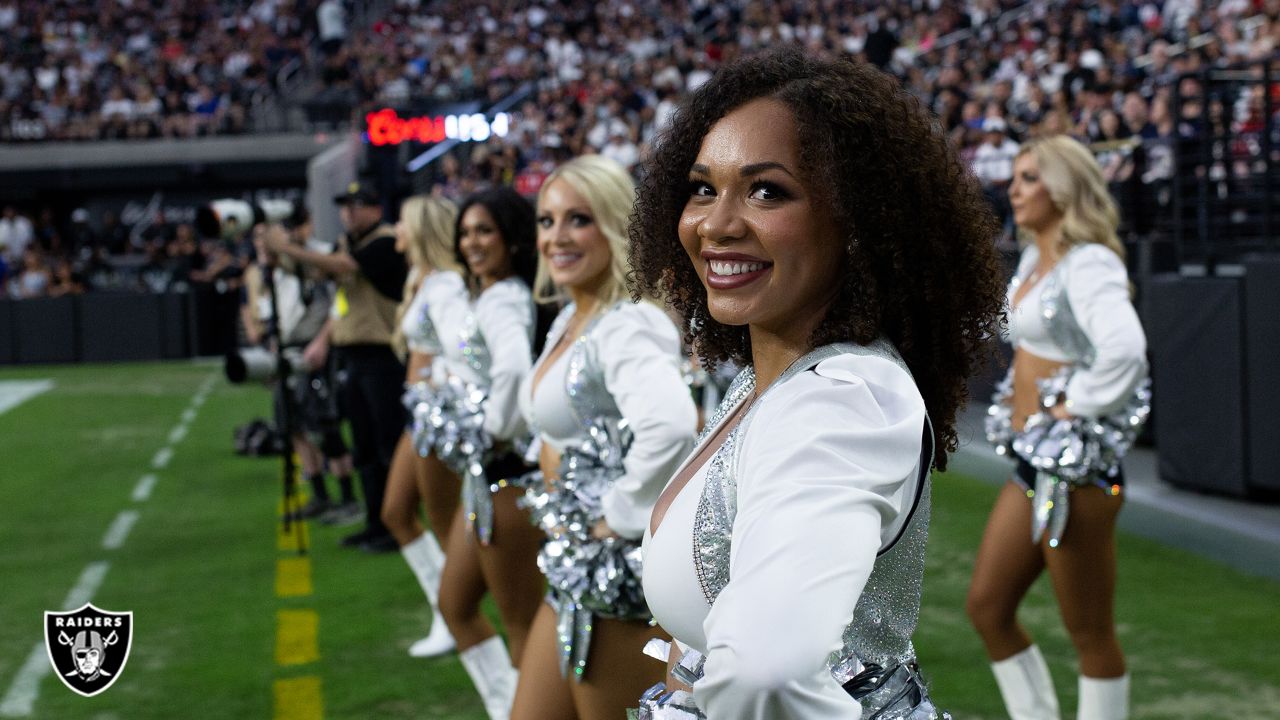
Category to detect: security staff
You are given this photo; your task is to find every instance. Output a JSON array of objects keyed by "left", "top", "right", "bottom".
[{"left": 265, "top": 182, "right": 407, "bottom": 552}]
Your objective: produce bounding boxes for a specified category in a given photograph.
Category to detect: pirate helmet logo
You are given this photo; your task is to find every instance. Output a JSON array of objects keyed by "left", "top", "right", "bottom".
[{"left": 44, "top": 604, "right": 133, "bottom": 697}]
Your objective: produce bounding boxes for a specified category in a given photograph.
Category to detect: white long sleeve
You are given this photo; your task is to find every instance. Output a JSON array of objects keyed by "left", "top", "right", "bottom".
[
  {"left": 1061, "top": 244, "right": 1148, "bottom": 417},
  {"left": 596, "top": 303, "right": 697, "bottom": 540},
  {"left": 694, "top": 353, "right": 926, "bottom": 720},
  {"left": 474, "top": 278, "right": 534, "bottom": 441}
]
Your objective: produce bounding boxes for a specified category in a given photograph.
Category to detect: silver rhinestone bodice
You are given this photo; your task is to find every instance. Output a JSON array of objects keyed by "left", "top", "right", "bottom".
[{"left": 692, "top": 341, "right": 932, "bottom": 678}]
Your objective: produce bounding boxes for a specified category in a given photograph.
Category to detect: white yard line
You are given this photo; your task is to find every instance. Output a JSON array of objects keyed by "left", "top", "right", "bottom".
[
  {"left": 0, "top": 645, "right": 49, "bottom": 717},
  {"left": 0, "top": 562, "right": 111, "bottom": 717},
  {"left": 62, "top": 562, "right": 110, "bottom": 611},
  {"left": 150, "top": 447, "right": 173, "bottom": 470},
  {"left": 132, "top": 474, "right": 158, "bottom": 502},
  {"left": 0, "top": 381, "right": 53, "bottom": 417},
  {"left": 101, "top": 511, "right": 141, "bottom": 550}
]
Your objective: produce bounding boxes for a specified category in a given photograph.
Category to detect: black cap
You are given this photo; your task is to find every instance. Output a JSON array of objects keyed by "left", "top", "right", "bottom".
[{"left": 333, "top": 181, "right": 380, "bottom": 206}]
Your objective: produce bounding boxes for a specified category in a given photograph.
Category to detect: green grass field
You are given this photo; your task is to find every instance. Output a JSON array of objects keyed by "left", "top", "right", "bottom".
[{"left": 0, "top": 361, "right": 1277, "bottom": 719}]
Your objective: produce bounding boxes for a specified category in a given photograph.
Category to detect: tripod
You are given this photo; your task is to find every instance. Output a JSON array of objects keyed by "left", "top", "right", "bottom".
[{"left": 261, "top": 253, "right": 308, "bottom": 557}]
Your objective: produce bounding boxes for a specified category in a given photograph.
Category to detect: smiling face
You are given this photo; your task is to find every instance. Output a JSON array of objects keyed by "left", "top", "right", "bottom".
[
  {"left": 536, "top": 178, "right": 611, "bottom": 297},
  {"left": 1009, "top": 152, "right": 1062, "bottom": 234},
  {"left": 678, "top": 97, "right": 843, "bottom": 337},
  {"left": 457, "top": 203, "right": 512, "bottom": 285}
]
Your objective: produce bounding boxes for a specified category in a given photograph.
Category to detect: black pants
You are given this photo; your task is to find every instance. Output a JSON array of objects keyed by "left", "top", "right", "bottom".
[{"left": 334, "top": 344, "right": 405, "bottom": 536}]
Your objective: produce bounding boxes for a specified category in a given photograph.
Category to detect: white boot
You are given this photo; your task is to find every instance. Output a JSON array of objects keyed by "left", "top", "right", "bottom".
[
  {"left": 458, "top": 636, "right": 517, "bottom": 720},
  {"left": 1078, "top": 674, "right": 1129, "bottom": 720},
  {"left": 992, "top": 645, "right": 1061, "bottom": 720},
  {"left": 401, "top": 532, "right": 456, "bottom": 657}
]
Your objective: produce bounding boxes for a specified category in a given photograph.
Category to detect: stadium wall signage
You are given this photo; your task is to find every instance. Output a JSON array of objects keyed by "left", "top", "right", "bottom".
[{"left": 365, "top": 109, "right": 511, "bottom": 146}]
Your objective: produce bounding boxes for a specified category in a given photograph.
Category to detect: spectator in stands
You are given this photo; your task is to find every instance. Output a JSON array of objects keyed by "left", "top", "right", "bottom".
[
  {"left": 139, "top": 244, "right": 173, "bottom": 293},
  {"left": 14, "top": 247, "right": 50, "bottom": 298},
  {"left": 165, "top": 224, "right": 204, "bottom": 289},
  {"left": 1122, "top": 92, "right": 1157, "bottom": 140},
  {"left": 141, "top": 210, "right": 175, "bottom": 254},
  {"left": 46, "top": 258, "right": 85, "bottom": 297},
  {"left": 0, "top": 206, "right": 33, "bottom": 265},
  {"left": 190, "top": 85, "right": 224, "bottom": 137},
  {"left": 32, "top": 208, "right": 63, "bottom": 258},
  {"left": 99, "top": 210, "right": 131, "bottom": 256},
  {"left": 317, "top": 0, "right": 348, "bottom": 56},
  {"left": 130, "top": 85, "right": 163, "bottom": 139},
  {"left": 100, "top": 85, "right": 134, "bottom": 140},
  {"left": 600, "top": 126, "right": 640, "bottom": 171},
  {"left": 973, "top": 117, "right": 1021, "bottom": 231}
]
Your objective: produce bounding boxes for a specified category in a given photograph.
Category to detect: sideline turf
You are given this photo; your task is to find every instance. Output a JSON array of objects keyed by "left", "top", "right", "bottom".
[
  {"left": 920, "top": 472, "right": 1280, "bottom": 719},
  {"left": 0, "top": 361, "right": 1276, "bottom": 719}
]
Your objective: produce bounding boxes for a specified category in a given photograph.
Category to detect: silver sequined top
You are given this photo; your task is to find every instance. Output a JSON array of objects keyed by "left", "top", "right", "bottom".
[
  {"left": 401, "top": 270, "right": 466, "bottom": 356},
  {"left": 521, "top": 301, "right": 696, "bottom": 539},
  {"left": 645, "top": 341, "right": 934, "bottom": 718},
  {"left": 1006, "top": 243, "right": 1148, "bottom": 418},
  {"left": 431, "top": 276, "right": 535, "bottom": 441}
]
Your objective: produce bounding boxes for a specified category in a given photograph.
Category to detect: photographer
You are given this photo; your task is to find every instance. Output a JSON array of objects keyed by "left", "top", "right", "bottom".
[
  {"left": 264, "top": 183, "right": 407, "bottom": 553},
  {"left": 244, "top": 207, "right": 358, "bottom": 524}
]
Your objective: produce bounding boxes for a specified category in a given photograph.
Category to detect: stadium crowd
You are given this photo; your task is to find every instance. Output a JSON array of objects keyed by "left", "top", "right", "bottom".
[
  {"left": 1, "top": 0, "right": 1278, "bottom": 297},
  {"left": 268, "top": 0, "right": 1278, "bottom": 193},
  {"left": 0, "top": 0, "right": 330, "bottom": 142}
]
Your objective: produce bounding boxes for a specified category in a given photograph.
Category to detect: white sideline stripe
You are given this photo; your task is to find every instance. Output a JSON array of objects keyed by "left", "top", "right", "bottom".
[
  {"left": 0, "top": 562, "right": 111, "bottom": 717},
  {"left": 0, "top": 645, "right": 47, "bottom": 717},
  {"left": 188, "top": 373, "right": 217, "bottom": 409},
  {"left": 0, "top": 381, "right": 53, "bottom": 417},
  {"left": 168, "top": 424, "right": 189, "bottom": 445},
  {"left": 101, "top": 511, "right": 140, "bottom": 550},
  {"left": 182, "top": 408, "right": 197, "bottom": 423},
  {"left": 151, "top": 447, "right": 173, "bottom": 469},
  {"left": 63, "top": 561, "right": 110, "bottom": 610},
  {"left": 132, "top": 474, "right": 158, "bottom": 502}
]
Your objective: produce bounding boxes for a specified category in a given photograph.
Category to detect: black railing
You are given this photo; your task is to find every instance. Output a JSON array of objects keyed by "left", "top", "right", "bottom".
[{"left": 1170, "top": 59, "right": 1278, "bottom": 268}]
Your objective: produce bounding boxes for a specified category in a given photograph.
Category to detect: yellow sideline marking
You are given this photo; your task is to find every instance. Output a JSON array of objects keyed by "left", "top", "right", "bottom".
[
  {"left": 276, "top": 557, "right": 313, "bottom": 598},
  {"left": 272, "top": 458, "right": 323, "bottom": 717},
  {"left": 272, "top": 676, "right": 323, "bottom": 720},
  {"left": 275, "top": 609, "right": 320, "bottom": 666},
  {"left": 277, "top": 497, "right": 311, "bottom": 551}
]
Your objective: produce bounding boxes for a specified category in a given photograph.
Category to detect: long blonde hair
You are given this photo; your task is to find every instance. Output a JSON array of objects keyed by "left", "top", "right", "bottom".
[
  {"left": 1017, "top": 135, "right": 1125, "bottom": 261},
  {"left": 533, "top": 155, "right": 640, "bottom": 310},
  {"left": 392, "top": 195, "right": 462, "bottom": 357}
]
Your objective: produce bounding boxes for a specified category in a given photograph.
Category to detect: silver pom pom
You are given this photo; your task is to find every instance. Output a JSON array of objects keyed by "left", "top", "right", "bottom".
[
  {"left": 987, "top": 367, "right": 1151, "bottom": 546},
  {"left": 525, "top": 416, "right": 650, "bottom": 680},
  {"left": 410, "top": 375, "right": 499, "bottom": 543}
]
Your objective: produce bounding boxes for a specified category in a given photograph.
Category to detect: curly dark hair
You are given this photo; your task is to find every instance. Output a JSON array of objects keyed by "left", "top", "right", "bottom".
[
  {"left": 628, "top": 47, "right": 1005, "bottom": 470},
  {"left": 455, "top": 186, "right": 538, "bottom": 291}
]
